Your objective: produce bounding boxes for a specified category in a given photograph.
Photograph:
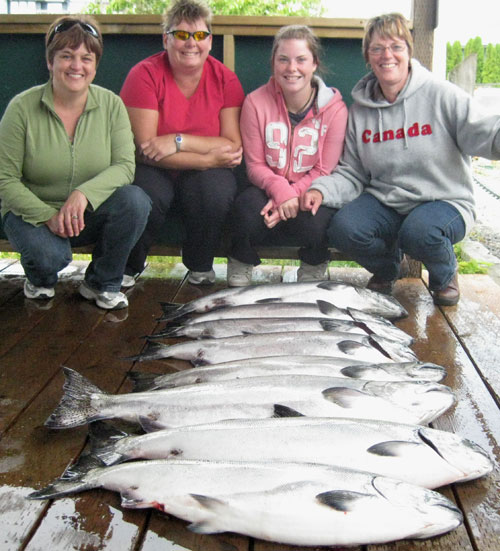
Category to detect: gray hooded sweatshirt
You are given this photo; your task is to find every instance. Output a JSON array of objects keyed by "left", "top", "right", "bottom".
[{"left": 310, "top": 59, "right": 500, "bottom": 234}]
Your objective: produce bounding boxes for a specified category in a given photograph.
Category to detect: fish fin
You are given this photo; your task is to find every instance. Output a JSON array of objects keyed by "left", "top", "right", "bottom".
[
  {"left": 188, "top": 521, "right": 225, "bottom": 535},
  {"left": 367, "top": 441, "right": 420, "bottom": 457},
  {"left": 159, "top": 301, "right": 182, "bottom": 313},
  {"left": 127, "top": 371, "right": 164, "bottom": 392},
  {"left": 317, "top": 281, "right": 338, "bottom": 290},
  {"left": 316, "top": 490, "right": 374, "bottom": 512},
  {"left": 339, "top": 365, "right": 372, "bottom": 379},
  {"left": 190, "top": 494, "right": 227, "bottom": 509},
  {"left": 122, "top": 342, "right": 171, "bottom": 363},
  {"left": 316, "top": 299, "right": 345, "bottom": 317},
  {"left": 187, "top": 495, "right": 227, "bottom": 534},
  {"left": 143, "top": 327, "right": 180, "bottom": 339},
  {"left": 88, "top": 420, "right": 128, "bottom": 446},
  {"left": 27, "top": 479, "right": 92, "bottom": 500},
  {"left": 319, "top": 319, "right": 347, "bottom": 332},
  {"left": 273, "top": 404, "right": 305, "bottom": 417},
  {"left": 157, "top": 302, "right": 191, "bottom": 322},
  {"left": 138, "top": 416, "right": 167, "bottom": 432},
  {"left": 337, "top": 340, "right": 369, "bottom": 355},
  {"left": 255, "top": 298, "right": 282, "bottom": 304},
  {"left": 322, "top": 387, "right": 368, "bottom": 408},
  {"left": 27, "top": 454, "right": 100, "bottom": 500},
  {"left": 44, "top": 367, "right": 104, "bottom": 429},
  {"left": 87, "top": 421, "right": 129, "bottom": 465},
  {"left": 120, "top": 491, "right": 153, "bottom": 510}
]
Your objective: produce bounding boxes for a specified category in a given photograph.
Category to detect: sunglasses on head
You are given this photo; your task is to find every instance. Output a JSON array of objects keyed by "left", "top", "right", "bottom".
[
  {"left": 166, "top": 29, "right": 211, "bottom": 42},
  {"left": 47, "top": 20, "right": 100, "bottom": 46}
]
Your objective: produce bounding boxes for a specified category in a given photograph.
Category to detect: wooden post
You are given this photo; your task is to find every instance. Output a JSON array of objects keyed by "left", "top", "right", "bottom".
[{"left": 412, "top": 0, "right": 438, "bottom": 69}]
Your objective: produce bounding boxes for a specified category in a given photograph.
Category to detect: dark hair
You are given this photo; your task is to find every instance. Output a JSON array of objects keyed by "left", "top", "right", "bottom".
[
  {"left": 271, "top": 25, "right": 323, "bottom": 75},
  {"left": 162, "top": 0, "right": 212, "bottom": 33},
  {"left": 45, "top": 15, "right": 103, "bottom": 66},
  {"left": 363, "top": 13, "right": 413, "bottom": 63}
]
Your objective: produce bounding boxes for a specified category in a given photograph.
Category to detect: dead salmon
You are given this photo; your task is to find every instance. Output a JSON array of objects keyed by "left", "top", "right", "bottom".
[
  {"left": 44, "top": 368, "right": 455, "bottom": 429},
  {"left": 27, "top": 458, "right": 462, "bottom": 546},
  {"left": 127, "top": 358, "right": 447, "bottom": 391},
  {"left": 159, "top": 281, "right": 408, "bottom": 321},
  {"left": 88, "top": 416, "right": 492, "bottom": 488},
  {"left": 129, "top": 331, "right": 417, "bottom": 365}
]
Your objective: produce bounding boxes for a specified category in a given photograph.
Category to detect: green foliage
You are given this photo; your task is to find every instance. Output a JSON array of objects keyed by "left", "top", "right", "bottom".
[
  {"left": 85, "top": 0, "right": 324, "bottom": 16},
  {"left": 454, "top": 243, "right": 491, "bottom": 275},
  {"left": 447, "top": 37, "right": 500, "bottom": 84},
  {"left": 482, "top": 43, "right": 500, "bottom": 83},
  {"left": 446, "top": 41, "right": 463, "bottom": 78}
]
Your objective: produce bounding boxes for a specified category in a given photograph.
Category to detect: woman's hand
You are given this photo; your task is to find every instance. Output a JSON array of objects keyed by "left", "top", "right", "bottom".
[
  {"left": 260, "top": 197, "right": 299, "bottom": 229},
  {"left": 208, "top": 145, "right": 243, "bottom": 169},
  {"left": 301, "top": 189, "right": 323, "bottom": 215},
  {"left": 139, "top": 135, "right": 176, "bottom": 162},
  {"left": 46, "top": 190, "right": 88, "bottom": 238}
]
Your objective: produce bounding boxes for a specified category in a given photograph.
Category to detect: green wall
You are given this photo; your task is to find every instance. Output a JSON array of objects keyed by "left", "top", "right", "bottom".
[{"left": 0, "top": 32, "right": 364, "bottom": 117}]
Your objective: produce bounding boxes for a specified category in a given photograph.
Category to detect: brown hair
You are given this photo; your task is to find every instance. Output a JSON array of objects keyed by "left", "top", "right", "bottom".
[
  {"left": 271, "top": 25, "right": 323, "bottom": 74},
  {"left": 362, "top": 13, "right": 413, "bottom": 63},
  {"left": 162, "top": 0, "right": 212, "bottom": 34},
  {"left": 45, "top": 15, "right": 103, "bottom": 66}
]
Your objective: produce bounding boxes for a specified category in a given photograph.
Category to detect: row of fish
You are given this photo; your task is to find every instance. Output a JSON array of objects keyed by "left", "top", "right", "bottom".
[{"left": 31, "top": 281, "right": 492, "bottom": 547}]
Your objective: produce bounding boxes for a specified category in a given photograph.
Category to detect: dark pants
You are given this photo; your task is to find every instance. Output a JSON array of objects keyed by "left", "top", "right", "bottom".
[
  {"left": 328, "top": 193, "right": 466, "bottom": 290},
  {"left": 3, "top": 185, "right": 151, "bottom": 292},
  {"left": 126, "top": 163, "right": 238, "bottom": 273},
  {"left": 230, "top": 185, "right": 335, "bottom": 266}
]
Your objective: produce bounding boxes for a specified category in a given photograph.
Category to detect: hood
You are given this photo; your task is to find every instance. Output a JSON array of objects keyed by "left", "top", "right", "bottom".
[
  {"left": 351, "top": 58, "right": 430, "bottom": 108},
  {"left": 271, "top": 74, "right": 338, "bottom": 115}
]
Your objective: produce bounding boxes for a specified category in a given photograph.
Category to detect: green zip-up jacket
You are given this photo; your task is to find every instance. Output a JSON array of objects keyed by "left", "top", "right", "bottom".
[{"left": 0, "top": 81, "right": 135, "bottom": 226}]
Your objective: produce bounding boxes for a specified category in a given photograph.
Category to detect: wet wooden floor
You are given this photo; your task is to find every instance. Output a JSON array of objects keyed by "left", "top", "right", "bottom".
[{"left": 0, "top": 257, "right": 499, "bottom": 551}]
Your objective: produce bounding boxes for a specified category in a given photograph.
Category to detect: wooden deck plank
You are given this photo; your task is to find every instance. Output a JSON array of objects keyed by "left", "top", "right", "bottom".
[
  {"left": 1, "top": 265, "right": 499, "bottom": 551},
  {"left": 436, "top": 274, "right": 500, "bottom": 404},
  {"left": 390, "top": 276, "right": 500, "bottom": 551}
]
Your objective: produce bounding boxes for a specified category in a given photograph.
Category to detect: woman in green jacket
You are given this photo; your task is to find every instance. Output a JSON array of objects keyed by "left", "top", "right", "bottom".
[{"left": 0, "top": 15, "right": 151, "bottom": 309}]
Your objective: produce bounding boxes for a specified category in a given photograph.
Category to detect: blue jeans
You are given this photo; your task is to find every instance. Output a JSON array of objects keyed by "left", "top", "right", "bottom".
[
  {"left": 327, "top": 193, "right": 466, "bottom": 291},
  {"left": 3, "top": 186, "right": 151, "bottom": 292}
]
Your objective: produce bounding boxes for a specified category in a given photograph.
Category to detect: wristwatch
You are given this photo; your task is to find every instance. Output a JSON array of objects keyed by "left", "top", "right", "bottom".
[{"left": 175, "top": 133, "right": 183, "bottom": 153}]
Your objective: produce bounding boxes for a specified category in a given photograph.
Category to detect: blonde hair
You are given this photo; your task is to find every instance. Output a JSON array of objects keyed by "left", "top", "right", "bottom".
[
  {"left": 162, "top": 0, "right": 212, "bottom": 33},
  {"left": 46, "top": 15, "right": 103, "bottom": 66},
  {"left": 362, "top": 13, "right": 413, "bottom": 63}
]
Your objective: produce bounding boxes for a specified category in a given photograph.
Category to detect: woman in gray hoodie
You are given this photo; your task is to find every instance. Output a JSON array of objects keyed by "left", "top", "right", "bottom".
[{"left": 303, "top": 13, "right": 500, "bottom": 306}]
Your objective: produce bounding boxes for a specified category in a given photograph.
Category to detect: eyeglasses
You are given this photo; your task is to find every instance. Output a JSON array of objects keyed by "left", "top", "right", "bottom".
[
  {"left": 166, "top": 30, "right": 211, "bottom": 42},
  {"left": 47, "top": 20, "right": 100, "bottom": 46},
  {"left": 368, "top": 44, "right": 407, "bottom": 56}
]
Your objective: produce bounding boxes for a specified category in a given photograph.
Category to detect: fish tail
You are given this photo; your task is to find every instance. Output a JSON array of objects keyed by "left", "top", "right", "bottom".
[
  {"left": 158, "top": 302, "right": 191, "bottom": 322},
  {"left": 88, "top": 421, "right": 128, "bottom": 465},
  {"left": 122, "top": 342, "right": 172, "bottom": 363},
  {"left": 27, "top": 454, "right": 102, "bottom": 500},
  {"left": 44, "top": 367, "right": 104, "bottom": 429},
  {"left": 127, "top": 370, "right": 163, "bottom": 392},
  {"left": 143, "top": 325, "right": 181, "bottom": 340}
]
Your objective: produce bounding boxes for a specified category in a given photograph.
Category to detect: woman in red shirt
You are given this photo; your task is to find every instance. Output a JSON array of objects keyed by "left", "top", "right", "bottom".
[{"left": 120, "top": 0, "right": 244, "bottom": 285}]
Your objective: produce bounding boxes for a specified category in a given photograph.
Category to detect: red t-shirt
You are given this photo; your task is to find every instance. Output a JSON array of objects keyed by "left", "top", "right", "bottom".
[{"left": 120, "top": 52, "right": 245, "bottom": 137}]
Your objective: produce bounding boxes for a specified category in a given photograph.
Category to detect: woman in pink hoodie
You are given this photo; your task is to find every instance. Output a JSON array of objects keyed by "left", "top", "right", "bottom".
[{"left": 227, "top": 25, "right": 348, "bottom": 286}]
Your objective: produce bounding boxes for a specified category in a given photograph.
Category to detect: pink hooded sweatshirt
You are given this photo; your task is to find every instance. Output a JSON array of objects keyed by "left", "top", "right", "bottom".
[{"left": 240, "top": 76, "right": 348, "bottom": 208}]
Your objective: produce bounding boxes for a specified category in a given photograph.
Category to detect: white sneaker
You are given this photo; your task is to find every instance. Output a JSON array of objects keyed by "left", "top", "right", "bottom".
[
  {"left": 79, "top": 281, "right": 128, "bottom": 310},
  {"left": 297, "top": 261, "right": 329, "bottom": 282},
  {"left": 24, "top": 280, "right": 55, "bottom": 300},
  {"left": 187, "top": 269, "right": 216, "bottom": 285},
  {"left": 121, "top": 262, "right": 148, "bottom": 288},
  {"left": 227, "top": 257, "right": 253, "bottom": 287}
]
